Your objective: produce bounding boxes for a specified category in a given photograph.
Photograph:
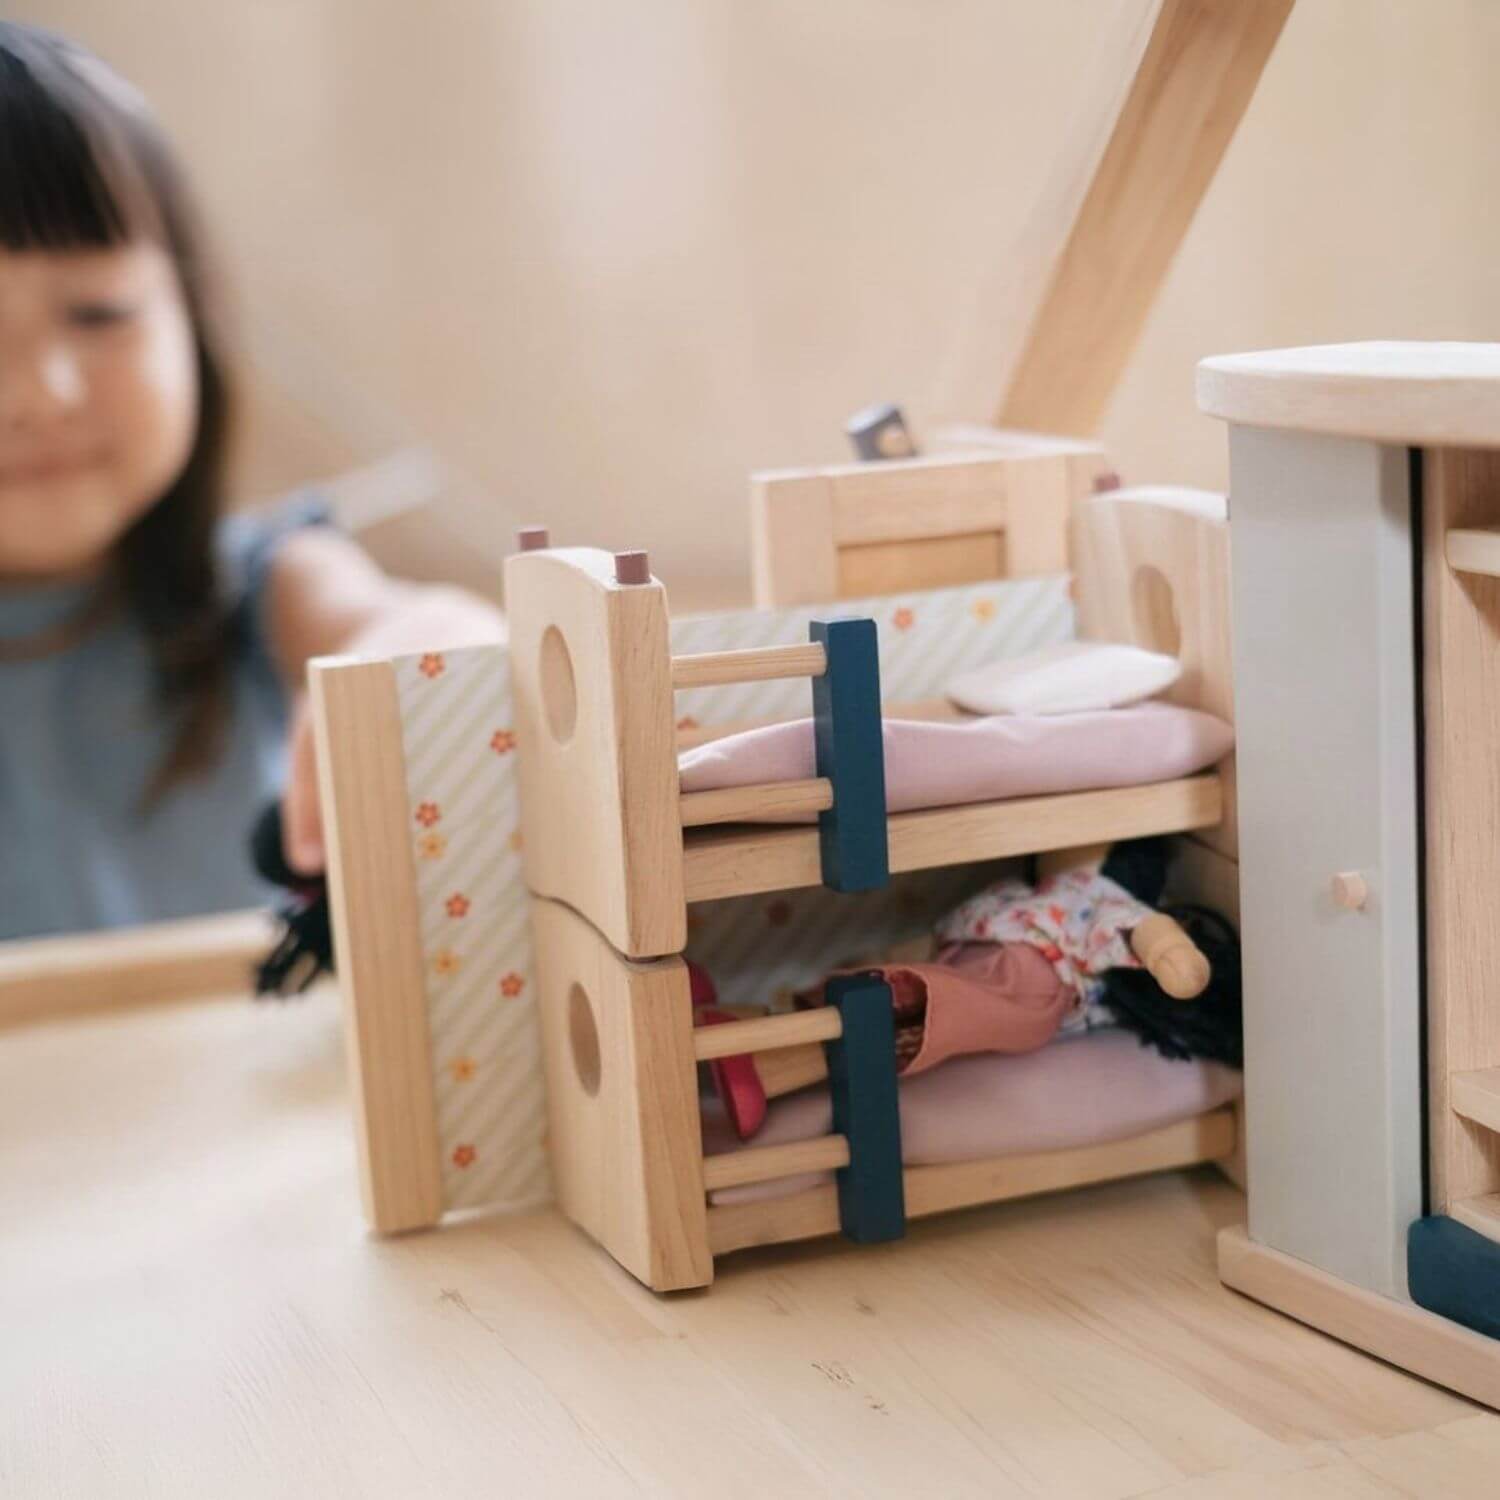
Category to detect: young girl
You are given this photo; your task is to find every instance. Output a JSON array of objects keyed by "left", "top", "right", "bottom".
[{"left": 0, "top": 24, "right": 505, "bottom": 940}]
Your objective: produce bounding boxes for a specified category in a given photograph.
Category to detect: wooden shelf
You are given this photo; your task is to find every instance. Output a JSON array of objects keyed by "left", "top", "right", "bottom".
[
  {"left": 682, "top": 773, "right": 1223, "bottom": 904},
  {"left": 1451, "top": 1068, "right": 1500, "bottom": 1135},
  {"left": 1451, "top": 1193, "right": 1500, "bottom": 1247},
  {"left": 1445, "top": 527, "right": 1500, "bottom": 578}
]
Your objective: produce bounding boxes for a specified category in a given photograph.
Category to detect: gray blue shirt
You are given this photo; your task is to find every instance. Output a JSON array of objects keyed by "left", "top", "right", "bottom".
[{"left": 0, "top": 502, "right": 325, "bottom": 940}]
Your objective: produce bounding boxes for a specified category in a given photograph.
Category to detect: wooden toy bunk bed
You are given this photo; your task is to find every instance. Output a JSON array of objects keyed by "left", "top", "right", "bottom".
[
  {"left": 500, "top": 481, "right": 1237, "bottom": 1291},
  {"left": 307, "top": 0, "right": 1283, "bottom": 1288}
]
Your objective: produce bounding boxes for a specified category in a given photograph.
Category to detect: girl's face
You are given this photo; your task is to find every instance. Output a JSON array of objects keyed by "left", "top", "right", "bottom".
[{"left": 0, "top": 242, "right": 198, "bottom": 581}]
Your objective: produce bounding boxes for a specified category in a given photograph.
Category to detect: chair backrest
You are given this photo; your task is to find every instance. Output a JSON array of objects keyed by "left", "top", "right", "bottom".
[{"left": 751, "top": 432, "right": 1110, "bottom": 607}]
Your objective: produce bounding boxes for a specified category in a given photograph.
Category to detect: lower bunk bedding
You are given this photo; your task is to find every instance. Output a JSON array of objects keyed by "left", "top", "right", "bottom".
[{"left": 702, "top": 1028, "right": 1242, "bottom": 1206}]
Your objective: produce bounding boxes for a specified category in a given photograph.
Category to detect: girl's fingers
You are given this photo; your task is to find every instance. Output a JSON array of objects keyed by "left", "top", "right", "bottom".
[{"left": 281, "top": 704, "right": 326, "bottom": 876}]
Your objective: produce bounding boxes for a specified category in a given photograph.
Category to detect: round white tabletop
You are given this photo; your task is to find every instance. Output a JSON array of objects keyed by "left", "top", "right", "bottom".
[{"left": 1197, "top": 341, "right": 1500, "bottom": 448}]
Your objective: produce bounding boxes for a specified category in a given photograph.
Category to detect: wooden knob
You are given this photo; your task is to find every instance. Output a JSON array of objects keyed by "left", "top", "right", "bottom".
[
  {"left": 614, "top": 550, "right": 650, "bottom": 585},
  {"left": 1332, "top": 871, "right": 1368, "bottom": 911},
  {"left": 516, "top": 526, "right": 550, "bottom": 552}
]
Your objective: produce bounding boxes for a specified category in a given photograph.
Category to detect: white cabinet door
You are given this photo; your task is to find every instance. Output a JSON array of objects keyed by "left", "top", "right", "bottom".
[{"left": 1229, "top": 426, "right": 1423, "bottom": 1299}]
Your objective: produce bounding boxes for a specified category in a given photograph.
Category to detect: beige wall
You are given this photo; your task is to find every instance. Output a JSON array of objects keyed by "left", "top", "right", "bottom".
[{"left": 14, "top": 0, "right": 1500, "bottom": 603}]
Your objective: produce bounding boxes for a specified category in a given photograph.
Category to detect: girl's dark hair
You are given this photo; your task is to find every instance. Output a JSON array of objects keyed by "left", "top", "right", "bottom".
[{"left": 0, "top": 23, "right": 235, "bottom": 799}]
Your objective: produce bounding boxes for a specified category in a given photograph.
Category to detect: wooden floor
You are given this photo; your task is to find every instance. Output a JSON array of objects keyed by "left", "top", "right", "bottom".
[{"left": 3, "top": 989, "right": 1499, "bottom": 1498}]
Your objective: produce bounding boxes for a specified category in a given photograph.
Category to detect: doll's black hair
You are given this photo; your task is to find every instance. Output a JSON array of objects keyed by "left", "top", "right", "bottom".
[
  {"left": 1099, "top": 904, "right": 1243, "bottom": 1067},
  {"left": 0, "top": 23, "right": 237, "bottom": 800},
  {"left": 1098, "top": 838, "right": 1243, "bottom": 1066}
]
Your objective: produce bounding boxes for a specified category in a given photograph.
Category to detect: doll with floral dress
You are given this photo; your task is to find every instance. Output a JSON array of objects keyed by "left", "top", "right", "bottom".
[{"left": 696, "top": 841, "right": 1230, "bottom": 1140}]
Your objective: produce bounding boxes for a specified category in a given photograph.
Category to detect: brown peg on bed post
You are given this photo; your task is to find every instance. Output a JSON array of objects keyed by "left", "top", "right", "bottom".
[
  {"left": 516, "top": 525, "right": 550, "bottom": 552},
  {"left": 614, "top": 550, "right": 651, "bottom": 585}
]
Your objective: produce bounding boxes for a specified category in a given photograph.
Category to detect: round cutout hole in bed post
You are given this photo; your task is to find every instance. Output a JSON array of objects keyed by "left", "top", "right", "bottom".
[
  {"left": 568, "top": 983, "right": 601, "bottom": 1097},
  {"left": 1131, "top": 565, "right": 1182, "bottom": 657},
  {"left": 540, "top": 625, "right": 578, "bottom": 743}
]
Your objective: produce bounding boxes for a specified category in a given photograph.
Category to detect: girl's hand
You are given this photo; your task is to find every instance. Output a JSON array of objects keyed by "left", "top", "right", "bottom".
[
  {"left": 267, "top": 528, "right": 506, "bottom": 881},
  {"left": 280, "top": 694, "right": 326, "bottom": 877}
]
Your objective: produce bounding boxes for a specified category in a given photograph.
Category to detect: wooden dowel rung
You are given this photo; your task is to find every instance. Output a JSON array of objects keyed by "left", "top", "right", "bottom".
[
  {"left": 671, "top": 642, "right": 827, "bottom": 690},
  {"left": 702, "top": 1134, "right": 851, "bottom": 1192},
  {"left": 679, "top": 778, "right": 832, "bottom": 829},
  {"left": 693, "top": 1008, "right": 843, "bottom": 1061}
]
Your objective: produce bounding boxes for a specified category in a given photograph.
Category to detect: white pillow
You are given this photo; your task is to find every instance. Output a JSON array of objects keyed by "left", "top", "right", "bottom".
[{"left": 946, "top": 640, "right": 1181, "bottom": 716}]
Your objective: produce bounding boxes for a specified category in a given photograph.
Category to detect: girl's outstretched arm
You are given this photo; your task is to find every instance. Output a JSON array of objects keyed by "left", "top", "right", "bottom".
[{"left": 266, "top": 526, "right": 506, "bottom": 874}]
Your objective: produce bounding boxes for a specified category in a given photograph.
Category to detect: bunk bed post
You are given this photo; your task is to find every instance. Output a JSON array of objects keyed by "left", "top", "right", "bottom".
[
  {"left": 310, "top": 655, "right": 445, "bottom": 1234},
  {"left": 505, "top": 545, "right": 687, "bottom": 961},
  {"left": 825, "top": 974, "right": 905, "bottom": 1243},
  {"left": 530, "top": 895, "right": 712, "bottom": 1291},
  {"left": 810, "top": 618, "right": 890, "bottom": 893}
]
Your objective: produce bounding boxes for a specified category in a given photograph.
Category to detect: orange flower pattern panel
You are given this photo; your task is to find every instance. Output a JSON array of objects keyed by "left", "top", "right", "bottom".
[{"left": 395, "top": 643, "right": 547, "bottom": 1218}]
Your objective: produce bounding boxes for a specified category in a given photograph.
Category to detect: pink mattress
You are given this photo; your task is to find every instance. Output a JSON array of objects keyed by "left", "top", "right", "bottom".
[
  {"left": 700, "top": 1028, "right": 1241, "bottom": 1206},
  {"left": 679, "top": 703, "right": 1234, "bottom": 818}
]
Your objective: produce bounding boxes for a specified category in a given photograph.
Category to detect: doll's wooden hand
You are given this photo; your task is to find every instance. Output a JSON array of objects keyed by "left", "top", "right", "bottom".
[{"left": 1130, "top": 913, "right": 1210, "bottom": 999}]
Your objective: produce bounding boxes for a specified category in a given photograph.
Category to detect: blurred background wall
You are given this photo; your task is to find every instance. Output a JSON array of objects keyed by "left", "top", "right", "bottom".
[{"left": 13, "top": 0, "right": 1500, "bottom": 604}]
